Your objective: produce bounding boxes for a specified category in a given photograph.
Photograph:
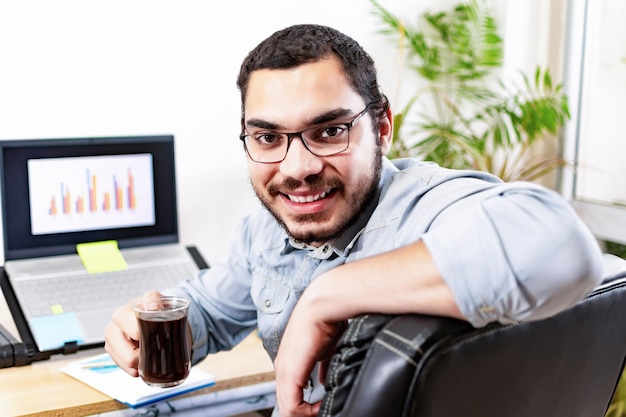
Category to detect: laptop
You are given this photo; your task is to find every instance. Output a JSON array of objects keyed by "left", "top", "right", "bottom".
[{"left": 0, "top": 135, "right": 206, "bottom": 360}]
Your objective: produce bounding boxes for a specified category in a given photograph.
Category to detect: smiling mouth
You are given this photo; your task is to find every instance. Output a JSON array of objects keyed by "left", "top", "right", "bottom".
[{"left": 284, "top": 188, "right": 335, "bottom": 203}]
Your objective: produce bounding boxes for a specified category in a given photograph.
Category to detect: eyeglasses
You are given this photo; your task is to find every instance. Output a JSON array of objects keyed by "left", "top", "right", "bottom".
[{"left": 239, "top": 105, "right": 370, "bottom": 164}]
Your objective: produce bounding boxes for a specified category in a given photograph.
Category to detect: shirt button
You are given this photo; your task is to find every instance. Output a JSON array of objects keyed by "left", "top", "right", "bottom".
[
  {"left": 264, "top": 299, "right": 271, "bottom": 308},
  {"left": 322, "top": 245, "right": 329, "bottom": 253},
  {"left": 480, "top": 305, "right": 496, "bottom": 314}
]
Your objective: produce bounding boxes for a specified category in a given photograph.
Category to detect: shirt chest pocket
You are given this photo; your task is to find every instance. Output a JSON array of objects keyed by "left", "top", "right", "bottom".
[{"left": 250, "top": 272, "right": 291, "bottom": 314}]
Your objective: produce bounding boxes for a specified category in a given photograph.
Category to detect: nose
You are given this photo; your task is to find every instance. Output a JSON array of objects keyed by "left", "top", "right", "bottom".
[{"left": 279, "top": 136, "right": 324, "bottom": 180}]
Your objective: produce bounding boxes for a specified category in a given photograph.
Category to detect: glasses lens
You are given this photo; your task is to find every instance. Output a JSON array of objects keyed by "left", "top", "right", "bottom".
[
  {"left": 244, "top": 133, "right": 289, "bottom": 163},
  {"left": 300, "top": 125, "right": 350, "bottom": 156}
]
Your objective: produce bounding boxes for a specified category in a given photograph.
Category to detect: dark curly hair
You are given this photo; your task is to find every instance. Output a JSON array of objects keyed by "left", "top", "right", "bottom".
[{"left": 236, "top": 24, "right": 389, "bottom": 120}]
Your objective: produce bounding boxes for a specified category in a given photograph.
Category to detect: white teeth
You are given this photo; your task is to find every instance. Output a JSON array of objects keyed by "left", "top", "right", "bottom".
[{"left": 288, "top": 190, "right": 328, "bottom": 203}]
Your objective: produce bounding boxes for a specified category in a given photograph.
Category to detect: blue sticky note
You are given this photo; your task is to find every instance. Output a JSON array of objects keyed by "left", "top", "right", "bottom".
[{"left": 29, "top": 313, "right": 85, "bottom": 351}]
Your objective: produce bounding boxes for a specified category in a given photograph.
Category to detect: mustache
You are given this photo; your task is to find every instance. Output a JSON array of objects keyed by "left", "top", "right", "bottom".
[{"left": 268, "top": 175, "right": 343, "bottom": 196}]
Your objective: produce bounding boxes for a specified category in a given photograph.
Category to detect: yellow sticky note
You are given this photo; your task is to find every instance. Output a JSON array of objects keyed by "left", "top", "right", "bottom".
[
  {"left": 76, "top": 240, "right": 128, "bottom": 274},
  {"left": 51, "top": 304, "right": 64, "bottom": 315}
]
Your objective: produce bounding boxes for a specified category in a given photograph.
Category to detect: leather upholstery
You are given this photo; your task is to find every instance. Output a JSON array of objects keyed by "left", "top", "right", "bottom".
[{"left": 320, "top": 276, "right": 626, "bottom": 417}]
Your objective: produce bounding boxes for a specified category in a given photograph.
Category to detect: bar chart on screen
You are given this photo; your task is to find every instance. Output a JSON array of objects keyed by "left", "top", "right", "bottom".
[{"left": 27, "top": 154, "right": 156, "bottom": 236}]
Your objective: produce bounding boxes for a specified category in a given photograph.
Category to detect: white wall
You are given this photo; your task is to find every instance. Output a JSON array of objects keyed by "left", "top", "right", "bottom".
[{"left": 0, "top": 0, "right": 557, "bottom": 264}]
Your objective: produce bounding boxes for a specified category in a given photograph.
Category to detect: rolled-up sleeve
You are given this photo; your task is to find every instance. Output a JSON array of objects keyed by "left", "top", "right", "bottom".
[{"left": 421, "top": 182, "right": 604, "bottom": 328}]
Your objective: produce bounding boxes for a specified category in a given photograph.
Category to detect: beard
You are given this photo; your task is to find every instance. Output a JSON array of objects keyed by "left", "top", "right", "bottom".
[{"left": 252, "top": 147, "right": 383, "bottom": 245}]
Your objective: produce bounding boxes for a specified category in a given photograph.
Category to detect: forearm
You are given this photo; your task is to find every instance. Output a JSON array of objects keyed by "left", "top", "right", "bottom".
[{"left": 300, "top": 239, "right": 464, "bottom": 323}]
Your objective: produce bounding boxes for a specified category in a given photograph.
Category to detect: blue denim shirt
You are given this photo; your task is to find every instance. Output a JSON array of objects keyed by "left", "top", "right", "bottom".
[{"left": 168, "top": 157, "right": 603, "bottom": 372}]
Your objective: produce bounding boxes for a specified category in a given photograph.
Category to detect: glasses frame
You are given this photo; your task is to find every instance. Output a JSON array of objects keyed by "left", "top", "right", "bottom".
[{"left": 239, "top": 105, "right": 370, "bottom": 164}]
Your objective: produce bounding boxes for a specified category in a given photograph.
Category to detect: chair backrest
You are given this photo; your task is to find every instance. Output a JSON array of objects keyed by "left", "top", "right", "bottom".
[{"left": 319, "top": 274, "right": 626, "bottom": 417}]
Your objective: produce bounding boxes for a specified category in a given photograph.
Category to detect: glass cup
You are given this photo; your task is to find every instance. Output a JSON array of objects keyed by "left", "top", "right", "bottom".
[{"left": 132, "top": 295, "right": 191, "bottom": 388}]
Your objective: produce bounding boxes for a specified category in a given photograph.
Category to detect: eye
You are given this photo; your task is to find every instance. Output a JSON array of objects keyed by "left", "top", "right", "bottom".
[
  {"left": 252, "top": 132, "right": 283, "bottom": 146},
  {"left": 323, "top": 125, "right": 345, "bottom": 138},
  {"left": 310, "top": 125, "right": 348, "bottom": 141}
]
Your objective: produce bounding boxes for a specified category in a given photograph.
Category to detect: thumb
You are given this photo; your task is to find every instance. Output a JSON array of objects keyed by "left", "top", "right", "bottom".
[{"left": 142, "top": 290, "right": 164, "bottom": 311}]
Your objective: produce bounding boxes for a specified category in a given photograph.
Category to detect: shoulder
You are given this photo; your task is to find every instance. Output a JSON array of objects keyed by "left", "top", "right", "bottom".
[
  {"left": 378, "top": 158, "right": 504, "bottom": 206},
  {"left": 372, "top": 158, "right": 560, "bottom": 230},
  {"left": 383, "top": 157, "right": 503, "bottom": 188}
]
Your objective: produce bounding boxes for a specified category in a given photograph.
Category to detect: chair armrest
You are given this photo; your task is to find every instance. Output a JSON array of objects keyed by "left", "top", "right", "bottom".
[{"left": 319, "top": 313, "right": 471, "bottom": 417}]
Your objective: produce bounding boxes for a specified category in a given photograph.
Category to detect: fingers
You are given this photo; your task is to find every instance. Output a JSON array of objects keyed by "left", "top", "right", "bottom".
[
  {"left": 141, "top": 290, "right": 164, "bottom": 311},
  {"left": 274, "top": 291, "right": 346, "bottom": 417},
  {"left": 275, "top": 381, "right": 321, "bottom": 417},
  {"left": 277, "top": 402, "right": 321, "bottom": 417},
  {"left": 104, "top": 318, "right": 139, "bottom": 377},
  {"left": 274, "top": 333, "right": 318, "bottom": 417},
  {"left": 103, "top": 290, "right": 163, "bottom": 377}
]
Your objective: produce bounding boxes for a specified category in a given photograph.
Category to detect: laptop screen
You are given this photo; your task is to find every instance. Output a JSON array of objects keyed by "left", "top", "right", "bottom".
[{"left": 0, "top": 135, "right": 179, "bottom": 261}]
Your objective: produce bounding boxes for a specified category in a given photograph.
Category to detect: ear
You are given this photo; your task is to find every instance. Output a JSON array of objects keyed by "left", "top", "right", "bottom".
[{"left": 378, "top": 106, "right": 394, "bottom": 156}]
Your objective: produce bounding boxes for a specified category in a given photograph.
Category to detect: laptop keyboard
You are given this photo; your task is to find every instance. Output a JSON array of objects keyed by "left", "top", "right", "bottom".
[{"left": 12, "top": 263, "right": 198, "bottom": 318}]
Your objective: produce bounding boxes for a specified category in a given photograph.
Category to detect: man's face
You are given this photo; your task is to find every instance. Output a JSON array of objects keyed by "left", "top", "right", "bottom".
[{"left": 242, "top": 56, "right": 392, "bottom": 246}]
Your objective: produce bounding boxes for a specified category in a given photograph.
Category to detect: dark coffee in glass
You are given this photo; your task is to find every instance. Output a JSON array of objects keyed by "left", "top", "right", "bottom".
[{"left": 133, "top": 296, "right": 191, "bottom": 388}]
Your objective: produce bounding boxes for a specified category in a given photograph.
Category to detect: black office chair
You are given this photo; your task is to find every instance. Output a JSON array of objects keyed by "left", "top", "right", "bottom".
[{"left": 319, "top": 259, "right": 626, "bottom": 417}]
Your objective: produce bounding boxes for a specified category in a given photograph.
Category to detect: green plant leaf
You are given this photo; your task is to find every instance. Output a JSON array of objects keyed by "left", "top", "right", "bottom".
[{"left": 370, "top": 0, "right": 570, "bottom": 184}]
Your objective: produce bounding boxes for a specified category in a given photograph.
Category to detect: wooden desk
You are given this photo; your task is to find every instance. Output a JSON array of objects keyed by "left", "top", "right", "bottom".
[{"left": 0, "top": 296, "right": 275, "bottom": 416}]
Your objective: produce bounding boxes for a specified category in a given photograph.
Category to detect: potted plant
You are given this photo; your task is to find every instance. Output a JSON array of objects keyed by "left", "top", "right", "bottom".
[{"left": 369, "top": 0, "right": 570, "bottom": 184}]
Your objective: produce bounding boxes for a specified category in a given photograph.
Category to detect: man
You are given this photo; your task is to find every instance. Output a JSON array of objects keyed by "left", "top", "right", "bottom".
[{"left": 104, "top": 24, "right": 604, "bottom": 417}]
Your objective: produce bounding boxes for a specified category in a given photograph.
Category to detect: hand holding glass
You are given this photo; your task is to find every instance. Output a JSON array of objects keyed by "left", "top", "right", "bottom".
[{"left": 132, "top": 296, "right": 191, "bottom": 388}]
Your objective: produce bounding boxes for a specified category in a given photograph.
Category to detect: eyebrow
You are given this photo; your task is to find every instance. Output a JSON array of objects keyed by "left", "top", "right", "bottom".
[{"left": 244, "top": 108, "right": 355, "bottom": 131}]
